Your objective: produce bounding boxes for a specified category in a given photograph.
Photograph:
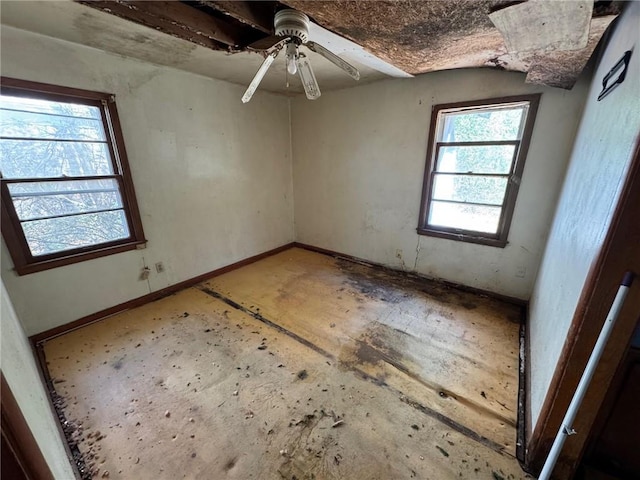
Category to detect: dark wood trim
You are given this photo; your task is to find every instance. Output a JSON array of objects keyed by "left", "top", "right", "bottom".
[
  {"left": 417, "top": 94, "right": 444, "bottom": 238},
  {"left": 202, "top": 1, "right": 275, "bottom": 34},
  {"left": 416, "top": 227, "right": 508, "bottom": 248},
  {"left": 2, "top": 175, "right": 120, "bottom": 184},
  {"left": 516, "top": 320, "right": 528, "bottom": 466},
  {"left": 501, "top": 94, "right": 540, "bottom": 243},
  {"left": 417, "top": 94, "right": 541, "bottom": 248},
  {"left": 105, "top": 94, "right": 146, "bottom": 245},
  {"left": 0, "top": 77, "right": 147, "bottom": 276},
  {"left": 524, "top": 301, "right": 534, "bottom": 466},
  {"left": 436, "top": 140, "right": 520, "bottom": 148},
  {"left": 582, "top": 346, "right": 640, "bottom": 477},
  {"left": 525, "top": 138, "right": 640, "bottom": 476},
  {"left": 1, "top": 188, "right": 32, "bottom": 267},
  {"left": 293, "top": 242, "right": 528, "bottom": 307},
  {"left": 1, "top": 373, "right": 55, "bottom": 480},
  {"left": 30, "top": 242, "right": 296, "bottom": 345},
  {"left": 13, "top": 241, "right": 147, "bottom": 276},
  {"left": 1, "top": 77, "right": 111, "bottom": 101}
]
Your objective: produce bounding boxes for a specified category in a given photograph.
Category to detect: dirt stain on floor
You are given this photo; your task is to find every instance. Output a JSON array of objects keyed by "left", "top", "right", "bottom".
[
  {"left": 336, "top": 257, "right": 523, "bottom": 323},
  {"left": 340, "top": 322, "right": 410, "bottom": 386}
]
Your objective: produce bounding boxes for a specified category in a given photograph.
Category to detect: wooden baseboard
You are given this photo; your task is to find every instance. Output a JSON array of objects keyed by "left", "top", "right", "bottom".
[
  {"left": 30, "top": 242, "right": 296, "bottom": 345},
  {"left": 517, "top": 319, "right": 534, "bottom": 474},
  {"left": 523, "top": 304, "right": 534, "bottom": 469},
  {"left": 293, "top": 242, "right": 529, "bottom": 307}
]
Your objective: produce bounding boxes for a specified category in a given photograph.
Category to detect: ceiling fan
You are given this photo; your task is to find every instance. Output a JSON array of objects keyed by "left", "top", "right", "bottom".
[{"left": 242, "top": 9, "right": 361, "bottom": 103}]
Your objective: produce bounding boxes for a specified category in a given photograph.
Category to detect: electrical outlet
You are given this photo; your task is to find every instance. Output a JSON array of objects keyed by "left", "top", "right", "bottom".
[
  {"left": 155, "top": 262, "right": 165, "bottom": 273},
  {"left": 515, "top": 266, "right": 526, "bottom": 278},
  {"left": 140, "top": 266, "right": 151, "bottom": 280}
]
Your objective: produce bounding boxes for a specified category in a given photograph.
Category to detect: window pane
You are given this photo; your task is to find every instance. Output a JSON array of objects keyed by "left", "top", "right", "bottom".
[
  {"left": 8, "top": 179, "right": 123, "bottom": 221},
  {"left": 0, "top": 95, "right": 101, "bottom": 119},
  {"left": 436, "top": 144, "right": 516, "bottom": 174},
  {"left": 0, "top": 107, "right": 106, "bottom": 141},
  {"left": 441, "top": 106, "right": 525, "bottom": 142},
  {"left": 22, "top": 210, "right": 130, "bottom": 256},
  {"left": 429, "top": 201, "right": 501, "bottom": 234},
  {"left": 432, "top": 174, "right": 508, "bottom": 206},
  {"left": 0, "top": 140, "right": 112, "bottom": 178}
]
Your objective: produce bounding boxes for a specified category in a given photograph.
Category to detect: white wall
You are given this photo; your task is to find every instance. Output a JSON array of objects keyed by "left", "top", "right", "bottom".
[
  {"left": 291, "top": 69, "right": 588, "bottom": 299},
  {"left": 0, "top": 26, "right": 294, "bottom": 336},
  {"left": 0, "top": 282, "right": 76, "bottom": 479},
  {"left": 528, "top": 3, "right": 640, "bottom": 430}
]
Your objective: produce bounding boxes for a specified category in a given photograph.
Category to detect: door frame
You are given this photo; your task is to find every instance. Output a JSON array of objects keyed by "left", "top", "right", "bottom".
[{"left": 1, "top": 372, "right": 55, "bottom": 480}]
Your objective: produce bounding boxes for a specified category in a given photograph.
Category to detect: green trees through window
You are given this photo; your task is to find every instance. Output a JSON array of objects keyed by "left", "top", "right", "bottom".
[{"left": 419, "top": 95, "right": 540, "bottom": 247}]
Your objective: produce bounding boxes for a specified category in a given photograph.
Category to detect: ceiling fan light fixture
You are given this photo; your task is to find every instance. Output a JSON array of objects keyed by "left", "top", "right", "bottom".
[
  {"left": 297, "top": 54, "right": 321, "bottom": 100},
  {"left": 241, "top": 8, "right": 360, "bottom": 103},
  {"left": 274, "top": 9, "right": 310, "bottom": 43},
  {"left": 286, "top": 42, "right": 299, "bottom": 75}
]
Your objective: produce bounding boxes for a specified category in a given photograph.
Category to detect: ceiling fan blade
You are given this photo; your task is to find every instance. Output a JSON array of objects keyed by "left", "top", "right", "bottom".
[
  {"left": 305, "top": 41, "right": 360, "bottom": 81},
  {"left": 242, "top": 49, "right": 280, "bottom": 103},
  {"left": 247, "top": 35, "right": 289, "bottom": 52},
  {"left": 297, "top": 55, "right": 321, "bottom": 100}
]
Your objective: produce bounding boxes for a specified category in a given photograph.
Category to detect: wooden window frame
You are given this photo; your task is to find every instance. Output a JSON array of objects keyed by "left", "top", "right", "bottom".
[
  {"left": 417, "top": 94, "right": 541, "bottom": 247},
  {"left": 1, "top": 77, "right": 146, "bottom": 275}
]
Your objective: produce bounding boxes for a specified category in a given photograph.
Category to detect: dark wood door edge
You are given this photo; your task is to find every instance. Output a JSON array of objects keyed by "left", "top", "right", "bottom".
[
  {"left": 293, "top": 242, "right": 529, "bottom": 307},
  {"left": 29, "top": 242, "right": 295, "bottom": 345},
  {"left": 525, "top": 138, "right": 640, "bottom": 476},
  {"left": 1, "top": 373, "right": 56, "bottom": 480},
  {"left": 584, "top": 346, "right": 640, "bottom": 463}
]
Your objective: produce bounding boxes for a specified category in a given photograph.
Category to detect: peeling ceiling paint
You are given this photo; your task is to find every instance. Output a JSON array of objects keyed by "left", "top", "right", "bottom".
[{"left": 283, "top": 0, "right": 621, "bottom": 89}]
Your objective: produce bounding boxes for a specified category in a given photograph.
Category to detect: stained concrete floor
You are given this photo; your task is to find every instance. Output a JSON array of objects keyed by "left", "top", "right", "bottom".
[{"left": 42, "top": 248, "right": 532, "bottom": 479}]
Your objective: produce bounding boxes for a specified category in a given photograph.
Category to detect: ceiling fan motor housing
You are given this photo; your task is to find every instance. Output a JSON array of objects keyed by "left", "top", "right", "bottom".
[{"left": 274, "top": 9, "right": 310, "bottom": 43}]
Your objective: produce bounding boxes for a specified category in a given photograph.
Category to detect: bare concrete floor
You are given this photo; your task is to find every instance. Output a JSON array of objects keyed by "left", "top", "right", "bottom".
[{"left": 43, "top": 248, "right": 532, "bottom": 479}]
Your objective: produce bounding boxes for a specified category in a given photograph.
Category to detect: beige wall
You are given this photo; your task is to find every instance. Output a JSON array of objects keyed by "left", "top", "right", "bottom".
[
  {"left": 291, "top": 68, "right": 588, "bottom": 299},
  {"left": 0, "top": 26, "right": 294, "bottom": 336},
  {"left": 528, "top": 3, "right": 640, "bottom": 431},
  {"left": 1, "top": 281, "right": 76, "bottom": 478}
]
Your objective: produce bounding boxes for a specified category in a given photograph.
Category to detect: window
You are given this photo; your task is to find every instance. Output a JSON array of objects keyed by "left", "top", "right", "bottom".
[
  {"left": 418, "top": 94, "right": 540, "bottom": 247},
  {"left": 1, "top": 78, "right": 146, "bottom": 275}
]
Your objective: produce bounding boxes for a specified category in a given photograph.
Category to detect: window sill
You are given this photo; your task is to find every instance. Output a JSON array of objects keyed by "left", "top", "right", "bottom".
[
  {"left": 13, "top": 240, "right": 147, "bottom": 276},
  {"left": 417, "top": 227, "right": 507, "bottom": 248}
]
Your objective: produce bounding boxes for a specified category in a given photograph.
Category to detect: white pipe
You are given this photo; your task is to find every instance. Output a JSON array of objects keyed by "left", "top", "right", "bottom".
[{"left": 538, "top": 271, "right": 635, "bottom": 480}]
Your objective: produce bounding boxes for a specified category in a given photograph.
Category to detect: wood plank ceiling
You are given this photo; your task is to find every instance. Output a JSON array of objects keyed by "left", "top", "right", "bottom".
[{"left": 78, "top": 0, "right": 622, "bottom": 89}]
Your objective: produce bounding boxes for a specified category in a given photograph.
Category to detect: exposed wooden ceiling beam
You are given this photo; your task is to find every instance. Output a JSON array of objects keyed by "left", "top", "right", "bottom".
[
  {"left": 200, "top": 1, "right": 276, "bottom": 34},
  {"left": 77, "top": 0, "right": 251, "bottom": 49}
]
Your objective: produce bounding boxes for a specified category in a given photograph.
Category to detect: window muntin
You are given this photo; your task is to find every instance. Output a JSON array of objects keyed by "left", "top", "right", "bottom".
[
  {"left": 418, "top": 95, "right": 540, "bottom": 247},
  {"left": 6, "top": 179, "right": 129, "bottom": 256},
  {"left": 0, "top": 78, "right": 145, "bottom": 274}
]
